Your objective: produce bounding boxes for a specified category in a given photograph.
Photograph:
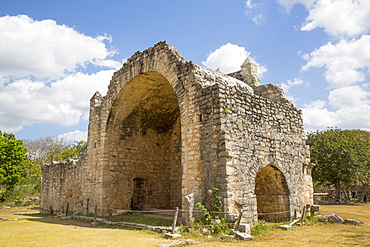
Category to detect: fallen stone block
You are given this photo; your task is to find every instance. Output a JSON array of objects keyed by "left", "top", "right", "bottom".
[
  {"left": 164, "top": 233, "right": 182, "bottom": 239},
  {"left": 344, "top": 219, "right": 362, "bottom": 225},
  {"left": 319, "top": 214, "right": 344, "bottom": 224},
  {"left": 234, "top": 231, "right": 254, "bottom": 240},
  {"left": 279, "top": 225, "right": 293, "bottom": 230},
  {"left": 289, "top": 219, "right": 300, "bottom": 226}
]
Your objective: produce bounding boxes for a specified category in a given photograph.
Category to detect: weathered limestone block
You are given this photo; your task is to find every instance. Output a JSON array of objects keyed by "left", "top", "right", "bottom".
[
  {"left": 319, "top": 214, "right": 345, "bottom": 224},
  {"left": 184, "top": 190, "right": 201, "bottom": 222}
]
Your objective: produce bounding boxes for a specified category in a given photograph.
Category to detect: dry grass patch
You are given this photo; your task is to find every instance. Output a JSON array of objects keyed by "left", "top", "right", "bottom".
[
  {"left": 0, "top": 206, "right": 172, "bottom": 247},
  {"left": 186, "top": 203, "right": 370, "bottom": 247},
  {"left": 1, "top": 204, "right": 369, "bottom": 246}
]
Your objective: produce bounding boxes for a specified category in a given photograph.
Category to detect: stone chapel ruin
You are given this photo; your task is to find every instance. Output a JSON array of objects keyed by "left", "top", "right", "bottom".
[{"left": 41, "top": 41, "right": 314, "bottom": 223}]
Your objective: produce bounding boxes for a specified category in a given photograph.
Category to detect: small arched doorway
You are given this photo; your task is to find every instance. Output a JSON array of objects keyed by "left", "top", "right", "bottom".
[{"left": 255, "top": 165, "right": 290, "bottom": 221}]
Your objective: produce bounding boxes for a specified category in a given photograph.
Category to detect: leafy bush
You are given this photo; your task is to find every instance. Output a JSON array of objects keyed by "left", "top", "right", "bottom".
[{"left": 191, "top": 187, "right": 232, "bottom": 235}]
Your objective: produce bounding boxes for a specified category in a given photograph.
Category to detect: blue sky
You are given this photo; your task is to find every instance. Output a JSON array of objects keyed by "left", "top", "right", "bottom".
[{"left": 1, "top": 0, "right": 369, "bottom": 142}]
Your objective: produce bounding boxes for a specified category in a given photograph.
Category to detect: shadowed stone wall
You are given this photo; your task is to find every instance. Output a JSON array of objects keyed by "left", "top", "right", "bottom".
[{"left": 41, "top": 41, "right": 314, "bottom": 223}]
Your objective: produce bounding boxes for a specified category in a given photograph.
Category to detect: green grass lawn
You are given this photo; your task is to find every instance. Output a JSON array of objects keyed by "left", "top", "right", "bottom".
[
  {"left": 1, "top": 203, "right": 369, "bottom": 246},
  {"left": 0, "top": 206, "right": 173, "bottom": 247}
]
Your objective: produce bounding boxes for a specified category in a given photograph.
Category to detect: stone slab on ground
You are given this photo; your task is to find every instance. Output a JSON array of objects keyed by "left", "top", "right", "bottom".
[
  {"left": 344, "top": 219, "right": 362, "bottom": 225},
  {"left": 234, "top": 231, "right": 254, "bottom": 240},
  {"left": 289, "top": 219, "right": 300, "bottom": 226},
  {"left": 164, "top": 233, "right": 182, "bottom": 239},
  {"left": 279, "top": 225, "right": 293, "bottom": 230}
]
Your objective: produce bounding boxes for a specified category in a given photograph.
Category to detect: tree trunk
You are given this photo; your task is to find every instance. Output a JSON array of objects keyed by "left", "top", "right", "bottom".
[
  {"left": 358, "top": 183, "right": 368, "bottom": 202},
  {"left": 340, "top": 182, "right": 349, "bottom": 201},
  {"left": 335, "top": 180, "right": 341, "bottom": 201}
]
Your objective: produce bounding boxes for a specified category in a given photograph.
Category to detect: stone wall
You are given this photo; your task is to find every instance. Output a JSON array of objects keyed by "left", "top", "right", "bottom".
[
  {"left": 216, "top": 80, "right": 312, "bottom": 221},
  {"left": 41, "top": 41, "right": 313, "bottom": 223}
]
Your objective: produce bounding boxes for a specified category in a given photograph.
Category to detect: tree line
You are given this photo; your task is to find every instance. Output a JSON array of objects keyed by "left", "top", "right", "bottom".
[
  {"left": 0, "top": 130, "right": 86, "bottom": 204},
  {"left": 307, "top": 128, "right": 370, "bottom": 201}
]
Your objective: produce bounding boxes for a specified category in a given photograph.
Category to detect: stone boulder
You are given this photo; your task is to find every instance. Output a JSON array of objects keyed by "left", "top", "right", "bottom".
[
  {"left": 318, "top": 214, "right": 344, "bottom": 224},
  {"left": 344, "top": 219, "right": 362, "bottom": 225}
]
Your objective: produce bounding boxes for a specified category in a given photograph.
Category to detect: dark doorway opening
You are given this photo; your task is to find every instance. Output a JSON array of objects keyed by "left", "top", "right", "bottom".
[{"left": 131, "top": 178, "right": 146, "bottom": 210}]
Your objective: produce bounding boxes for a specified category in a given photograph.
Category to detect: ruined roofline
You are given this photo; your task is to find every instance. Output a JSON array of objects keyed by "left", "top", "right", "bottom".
[
  {"left": 192, "top": 64, "right": 254, "bottom": 94},
  {"left": 90, "top": 41, "right": 291, "bottom": 105},
  {"left": 111, "top": 41, "right": 189, "bottom": 80}
]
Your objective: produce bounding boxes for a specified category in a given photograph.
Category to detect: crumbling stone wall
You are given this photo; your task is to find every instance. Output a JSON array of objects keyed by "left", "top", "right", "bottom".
[{"left": 41, "top": 41, "right": 313, "bottom": 223}]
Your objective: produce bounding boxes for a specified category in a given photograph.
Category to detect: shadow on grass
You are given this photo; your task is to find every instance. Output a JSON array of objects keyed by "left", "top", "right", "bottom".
[
  {"left": 103, "top": 213, "right": 173, "bottom": 226},
  {"left": 15, "top": 211, "right": 173, "bottom": 231},
  {"left": 28, "top": 216, "right": 159, "bottom": 231}
]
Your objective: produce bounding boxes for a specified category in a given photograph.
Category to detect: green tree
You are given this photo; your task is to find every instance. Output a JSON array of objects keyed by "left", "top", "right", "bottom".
[
  {"left": 0, "top": 131, "right": 28, "bottom": 200},
  {"left": 307, "top": 128, "right": 370, "bottom": 200},
  {"left": 60, "top": 140, "right": 87, "bottom": 160}
]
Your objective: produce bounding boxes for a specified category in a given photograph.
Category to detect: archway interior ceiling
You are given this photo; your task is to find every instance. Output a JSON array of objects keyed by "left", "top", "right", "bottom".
[{"left": 109, "top": 72, "right": 180, "bottom": 135}]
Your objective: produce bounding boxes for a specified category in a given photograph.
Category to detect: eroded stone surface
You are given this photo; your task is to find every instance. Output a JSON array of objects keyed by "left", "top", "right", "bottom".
[
  {"left": 41, "top": 41, "right": 314, "bottom": 223},
  {"left": 344, "top": 219, "right": 362, "bottom": 225},
  {"left": 319, "top": 214, "right": 345, "bottom": 224}
]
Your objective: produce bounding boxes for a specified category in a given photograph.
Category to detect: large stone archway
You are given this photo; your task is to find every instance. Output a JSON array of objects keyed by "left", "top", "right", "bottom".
[
  {"left": 255, "top": 165, "right": 290, "bottom": 221},
  {"left": 40, "top": 42, "right": 314, "bottom": 223},
  {"left": 104, "top": 72, "right": 182, "bottom": 211}
]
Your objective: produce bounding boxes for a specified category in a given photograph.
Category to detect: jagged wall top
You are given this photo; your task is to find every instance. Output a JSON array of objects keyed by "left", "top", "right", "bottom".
[{"left": 91, "top": 41, "right": 291, "bottom": 105}]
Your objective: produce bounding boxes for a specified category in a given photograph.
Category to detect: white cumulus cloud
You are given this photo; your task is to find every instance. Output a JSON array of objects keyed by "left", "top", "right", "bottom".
[
  {"left": 202, "top": 43, "right": 267, "bottom": 77},
  {"left": 302, "top": 35, "right": 370, "bottom": 88},
  {"left": 328, "top": 85, "right": 369, "bottom": 108},
  {"left": 278, "top": 0, "right": 370, "bottom": 37},
  {"left": 302, "top": 100, "right": 339, "bottom": 131},
  {"left": 0, "top": 15, "right": 121, "bottom": 134},
  {"left": 302, "top": 86, "right": 370, "bottom": 132},
  {"left": 301, "top": 0, "right": 370, "bottom": 37},
  {"left": 0, "top": 70, "right": 114, "bottom": 133},
  {"left": 0, "top": 15, "right": 120, "bottom": 79},
  {"left": 271, "top": 0, "right": 370, "bottom": 132},
  {"left": 58, "top": 130, "right": 88, "bottom": 143}
]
